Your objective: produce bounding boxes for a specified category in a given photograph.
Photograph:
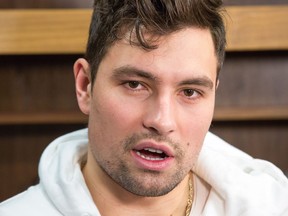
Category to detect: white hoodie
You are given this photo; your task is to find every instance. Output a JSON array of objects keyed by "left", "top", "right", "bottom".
[{"left": 0, "top": 128, "right": 288, "bottom": 215}]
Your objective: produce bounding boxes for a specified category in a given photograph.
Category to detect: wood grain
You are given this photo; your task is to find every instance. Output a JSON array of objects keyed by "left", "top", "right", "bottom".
[
  {"left": 0, "top": 6, "right": 288, "bottom": 54},
  {"left": 0, "top": 9, "right": 91, "bottom": 54},
  {"left": 226, "top": 6, "right": 288, "bottom": 51}
]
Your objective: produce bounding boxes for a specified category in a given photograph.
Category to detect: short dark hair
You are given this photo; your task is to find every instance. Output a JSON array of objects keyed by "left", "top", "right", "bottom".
[{"left": 85, "top": 0, "right": 226, "bottom": 86}]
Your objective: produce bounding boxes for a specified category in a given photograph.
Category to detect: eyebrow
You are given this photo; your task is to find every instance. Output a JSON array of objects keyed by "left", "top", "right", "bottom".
[
  {"left": 179, "top": 77, "right": 214, "bottom": 90},
  {"left": 112, "top": 65, "right": 158, "bottom": 81},
  {"left": 112, "top": 65, "right": 214, "bottom": 89}
]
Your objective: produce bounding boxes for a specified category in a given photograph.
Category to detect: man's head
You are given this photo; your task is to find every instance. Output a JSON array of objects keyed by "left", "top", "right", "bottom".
[
  {"left": 85, "top": 0, "right": 226, "bottom": 86},
  {"left": 74, "top": 0, "right": 226, "bottom": 198}
]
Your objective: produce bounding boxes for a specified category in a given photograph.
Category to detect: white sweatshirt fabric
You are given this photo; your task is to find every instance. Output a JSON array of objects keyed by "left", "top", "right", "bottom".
[{"left": 1, "top": 128, "right": 288, "bottom": 216}]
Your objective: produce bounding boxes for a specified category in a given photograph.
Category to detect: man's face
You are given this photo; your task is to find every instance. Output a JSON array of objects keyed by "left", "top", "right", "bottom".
[{"left": 81, "top": 28, "right": 217, "bottom": 197}]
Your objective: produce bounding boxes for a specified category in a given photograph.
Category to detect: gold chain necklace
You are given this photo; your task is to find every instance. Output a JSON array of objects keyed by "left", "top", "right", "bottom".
[{"left": 185, "top": 174, "right": 194, "bottom": 216}]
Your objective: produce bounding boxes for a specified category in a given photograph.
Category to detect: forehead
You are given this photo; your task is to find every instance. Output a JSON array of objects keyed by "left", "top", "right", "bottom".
[{"left": 99, "top": 27, "right": 218, "bottom": 81}]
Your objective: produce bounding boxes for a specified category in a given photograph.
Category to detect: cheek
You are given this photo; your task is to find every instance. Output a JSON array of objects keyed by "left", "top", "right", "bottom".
[
  {"left": 183, "top": 103, "right": 214, "bottom": 133},
  {"left": 180, "top": 101, "right": 215, "bottom": 153},
  {"left": 88, "top": 91, "right": 143, "bottom": 143},
  {"left": 181, "top": 119, "right": 209, "bottom": 168},
  {"left": 101, "top": 100, "right": 139, "bottom": 127}
]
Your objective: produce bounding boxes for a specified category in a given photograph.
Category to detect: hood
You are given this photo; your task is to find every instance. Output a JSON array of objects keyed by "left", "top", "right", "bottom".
[
  {"left": 194, "top": 132, "right": 288, "bottom": 215},
  {"left": 38, "top": 128, "right": 288, "bottom": 216},
  {"left": 38, "top": 128, "right": 100, "bottom": 216}
]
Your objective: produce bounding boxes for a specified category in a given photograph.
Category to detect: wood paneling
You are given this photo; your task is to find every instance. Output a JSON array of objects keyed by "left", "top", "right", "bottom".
[
  {"left": 214, "top": 107, "right": 288, "bottom": 121},
  {"left": 210, "top": 121, "right": 288, "bottom": 173},
  {"left": 0, "top": 0, "right": 286, "bottom": 9},
  {"left": 0, "top": 10, "right": 91, "bottom": 54},
  {"left": 1, "top": 6, "right": 288, "bottom": 54},
  {"left": 225, "top": 6, "right": 288, "bottom": 51},
  {"left": 224, "top": 0, "right": 286, "bottom": 6},
  {"left": 216, "top": 51, "right": 288, "bottom": 107},
  {"left": 0, "top": 0, "right": 91, "bottom": 9},
  {"left": 0, "top": 55, "right": 79, "bottom": 112},
  {"left": 0, "top": 124, "right": 86, "bottom": 201}
]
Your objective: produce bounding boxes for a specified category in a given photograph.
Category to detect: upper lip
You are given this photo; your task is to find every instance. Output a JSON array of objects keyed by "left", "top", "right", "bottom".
[{"left": 132, "top": 141, "right": 174, "bottom": 157}]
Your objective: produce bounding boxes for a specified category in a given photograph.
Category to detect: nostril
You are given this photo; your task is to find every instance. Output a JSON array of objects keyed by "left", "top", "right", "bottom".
[{"left": 143, "top": 123, "right": 160, "bottom": 135}]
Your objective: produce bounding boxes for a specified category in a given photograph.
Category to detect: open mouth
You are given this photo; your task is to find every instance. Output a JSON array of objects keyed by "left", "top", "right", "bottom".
[{"left": 134, "top": 147, "right": 168, "bottom": 161}]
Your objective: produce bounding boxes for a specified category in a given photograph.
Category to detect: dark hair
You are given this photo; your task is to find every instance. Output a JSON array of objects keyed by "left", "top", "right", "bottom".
[{"left": 85, "top": 0, "right": 226, "bottom": 85}]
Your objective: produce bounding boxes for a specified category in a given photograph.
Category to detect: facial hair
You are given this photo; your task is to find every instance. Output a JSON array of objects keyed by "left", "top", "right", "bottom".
[{"left": 93, "top": 132, "right": 192, "bottom": 197}]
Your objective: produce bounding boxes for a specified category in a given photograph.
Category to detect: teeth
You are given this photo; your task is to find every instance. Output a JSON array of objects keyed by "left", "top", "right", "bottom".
[
  {"left": 136, "top": 151, "right": 165, "bottom": 161},
  {"left": 144, "top": 148, "right": 163, "bottom": 154}
]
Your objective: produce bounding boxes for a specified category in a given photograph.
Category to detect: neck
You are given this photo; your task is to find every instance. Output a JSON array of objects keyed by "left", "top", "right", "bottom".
[{"left": 82, "top": 151, "right": 193, "bottom": 216}]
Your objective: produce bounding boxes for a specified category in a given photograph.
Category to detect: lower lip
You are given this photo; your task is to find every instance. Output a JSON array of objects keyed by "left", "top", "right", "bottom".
[{"left": 130, "top": 150, "right": 174, "bottom": 171}]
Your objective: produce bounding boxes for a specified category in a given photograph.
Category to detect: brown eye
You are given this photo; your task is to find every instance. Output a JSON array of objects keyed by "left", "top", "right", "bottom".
[
  {"left": 128, "top": 81, "right": 140, "bottom": 89},
  {"left": 183, "top": 89, "right": 195, "bottom": 97}
]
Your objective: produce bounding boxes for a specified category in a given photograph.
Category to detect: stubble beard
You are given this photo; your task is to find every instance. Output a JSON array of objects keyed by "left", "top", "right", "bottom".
[{"left": 94, "top": 133, "right": 191, "bottom": 197}]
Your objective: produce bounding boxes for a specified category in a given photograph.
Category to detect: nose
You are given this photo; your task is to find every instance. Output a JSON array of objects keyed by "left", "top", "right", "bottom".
[{"left": 142, "top": 95, "right": 176, "bottom": 136}]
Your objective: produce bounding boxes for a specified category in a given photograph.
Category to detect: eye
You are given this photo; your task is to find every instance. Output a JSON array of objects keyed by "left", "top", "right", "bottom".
[
  {"left": 123, "top": 80, "right": 146, "bottom": 91},
  {"left": 128, "top": 81, "right": 141, "bottom": 89},
  {"left": 182, "top": 89, "right": 201, "bottom": 99},
  {"left": 183, "top": 89, "right": 195, "bottom": 97}
]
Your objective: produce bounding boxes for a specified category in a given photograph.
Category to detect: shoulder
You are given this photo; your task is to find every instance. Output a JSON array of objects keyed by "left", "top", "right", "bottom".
[
  {"left": 0, "top": 185, "right": 60, "bottom": 216},
  {"left": 201, "top": 132, "right": 286, "bottom": 178},
  {"left": 195, "top": 132, "right": 288, "bottom": 215}
]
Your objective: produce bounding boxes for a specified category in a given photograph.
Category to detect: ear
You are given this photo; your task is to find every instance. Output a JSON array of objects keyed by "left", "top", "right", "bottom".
[{"left": 74, "top": 58, "right": 92, "bottom": 115}]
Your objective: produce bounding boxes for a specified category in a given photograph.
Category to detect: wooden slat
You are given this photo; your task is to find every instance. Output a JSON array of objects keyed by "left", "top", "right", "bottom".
[
  {"left": 225, "top": 6, "right": 288, "bottom": 51},
  {"left": 213, "top": 107, "right": 288, "bottom": 121},
  {"left": 0, "top": 107, "right": 287, "bottom": 125},
  {"left": 0, "top": 6, "right": 288, "bottom": 54},
  {"left": 0, "top": 9, "right": 92, "bottom": 54},
  {"left": 0, "top": 112, "right": 88, "bottom": 125}
]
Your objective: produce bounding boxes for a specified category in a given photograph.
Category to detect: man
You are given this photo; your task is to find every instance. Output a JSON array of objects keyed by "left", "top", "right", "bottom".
[{"left": 1, "top": 0, "right": 288, "bottom": 215}]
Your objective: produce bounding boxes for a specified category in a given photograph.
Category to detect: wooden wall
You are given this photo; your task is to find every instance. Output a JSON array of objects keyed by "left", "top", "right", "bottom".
[
  {"left": 212, "top": 51, "right": 288, "bottom": 171},
  {"left": 0, "top": 0, "right": 287, "bottom": 201}
]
